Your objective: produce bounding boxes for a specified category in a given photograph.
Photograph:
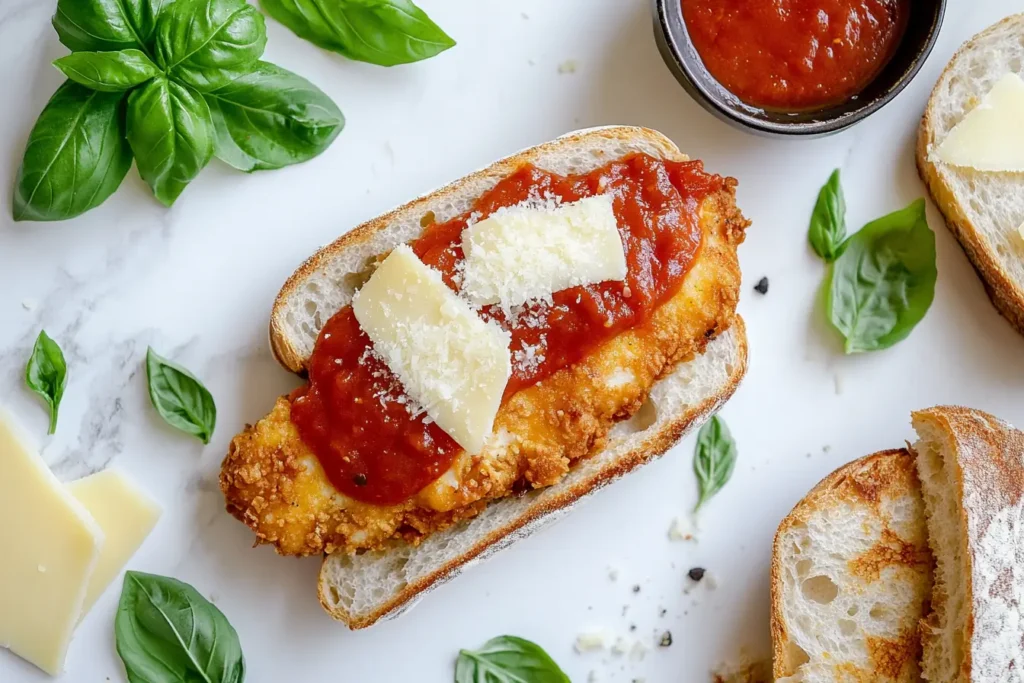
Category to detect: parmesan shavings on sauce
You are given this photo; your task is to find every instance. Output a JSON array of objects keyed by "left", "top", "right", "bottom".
[
  {"left": 460, "top": 194, "right": 627, "bottom": 312},
  {"left": 352, "top": 245, "right": 511, "bottom": 454}
]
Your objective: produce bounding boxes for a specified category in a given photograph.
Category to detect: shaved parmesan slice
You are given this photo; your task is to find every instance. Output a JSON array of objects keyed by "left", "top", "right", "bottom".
[
  {"left": 460, "top": 194, "right": 627, "bottom": 308},
  {"left": 352, "top": 245, "right": 511, "bottom": 454},
  {"left": 933, "top": 73, "right": 1024, "bottom": 172}
]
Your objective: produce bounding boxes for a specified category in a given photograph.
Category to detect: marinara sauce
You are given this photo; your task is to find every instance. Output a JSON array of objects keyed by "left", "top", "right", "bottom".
[
  {"left": 290, "top": 154, "right": 726, "bottom": 505},
  {"left": 682, "top": 0, "right": 908, "bottom": 110}
]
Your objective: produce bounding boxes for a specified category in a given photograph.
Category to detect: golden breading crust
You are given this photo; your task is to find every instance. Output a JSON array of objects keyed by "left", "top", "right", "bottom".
[{"left": 220, "top": 186, "right": 748, "bottom": 557}]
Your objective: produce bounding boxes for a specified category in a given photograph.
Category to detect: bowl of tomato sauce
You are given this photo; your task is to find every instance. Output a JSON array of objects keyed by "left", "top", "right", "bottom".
[{"left": 653, "top": 0, "right": 945, "bottom": 136}]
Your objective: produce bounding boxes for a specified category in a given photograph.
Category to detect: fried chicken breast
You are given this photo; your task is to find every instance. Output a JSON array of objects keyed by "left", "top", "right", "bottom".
[{"left": 220, "top": 186, "right": 747, "bottom": 557}]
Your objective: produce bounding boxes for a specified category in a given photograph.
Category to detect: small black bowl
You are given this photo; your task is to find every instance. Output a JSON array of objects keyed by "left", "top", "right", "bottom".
[{"left": 652, "top": 0, "right": 946, "bottom": 137}]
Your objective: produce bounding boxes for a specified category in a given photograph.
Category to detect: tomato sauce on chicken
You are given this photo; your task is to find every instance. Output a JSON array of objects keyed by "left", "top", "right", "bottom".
[{"left": 290, "top": 154, "right": 725, "bottom": 505}]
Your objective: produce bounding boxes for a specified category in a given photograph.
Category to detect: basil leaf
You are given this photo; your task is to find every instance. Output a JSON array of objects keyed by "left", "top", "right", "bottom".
[
  {"left": 155, "top": 0, "right": 266, "bottom": 91},
  {"left": 455, "top": 636, "right": 569, "bottom": 683},
  {"left": 808, "top": 168, "right": 846, "bottom": 263},
  {"left": 25, "top": 331, "right": 68, "bottom": 435},
  {"left": 52, "top": 0, "right": 167, "bottom": 53},
  {"left": 13, "top": 81, "right": 132, "bottom": 222},
  {"left": 693, "top": 415, "right": 737, "bottom": 512},
  {"left": 127, "top": 77, "right": 214, "bottom": 206},
  {"left": 204, "top": 61, "right": 344, "bottom": 171},
  {"left": 116, "top": 571, "right": 244, "bottom": 683},
  {"left": 826, "top": 199, "right": 937, "bottom": 354},
  {"left": 259, "top": 0, "right": 456, "bottom": 67},
  {"left": 53, "top": 49, "right": 160, "bottom": 92},
  {"left": 145, "top": 347, "right": 216, "bottom": 443}
]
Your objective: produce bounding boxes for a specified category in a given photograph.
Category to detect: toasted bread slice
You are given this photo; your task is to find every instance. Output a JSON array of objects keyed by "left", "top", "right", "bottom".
[
  {"left": 917, "top": 15, "right": 1024, "bottom": 335},
  {"left": 771, "top": 450, "right": 933, "bottom": 683},
  {"left": 246, "top": 127, "right": 748, "bottom": 627},
  {"left": 912, "top": 406, "right": 1024, "bottom": 682}
]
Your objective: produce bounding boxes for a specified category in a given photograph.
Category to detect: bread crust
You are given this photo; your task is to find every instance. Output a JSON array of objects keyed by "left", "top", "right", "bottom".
[
  {"left": 916, "top": 15, "right": 1024, "bottom": 337},
  {"left": 270, "top": 126, "right": 684, "bottom": 374},
  {"left": 319, "top": 318, "right": 747, "bottom": 629},
  {"left": 771, "top": 449, "right": 929, "bottom": 682},
  {"left": 912, "top": 406, "right": 1024, "bottom": 683}
]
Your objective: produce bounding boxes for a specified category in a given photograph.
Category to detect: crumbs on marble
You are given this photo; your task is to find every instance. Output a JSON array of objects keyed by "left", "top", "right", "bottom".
[
  {"left": 668, "top": 515, "right": 699, "bottom": 542},
  {"left": 558, "top": 59, "right": 579, "bottom": 74},
  {"left": 21, "top": 298, "right": 37, "bottom": 312}
]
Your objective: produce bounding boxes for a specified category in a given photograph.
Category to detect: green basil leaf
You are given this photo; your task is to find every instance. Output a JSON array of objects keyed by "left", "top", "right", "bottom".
[
  {"left": 155, "top": 0, "right": 266, "bottom": 91},
  {"left": 455, "top": 636, "right": 569, "bottom": 683},
  {"left": 25, "top": 331, "right": 68, "bottom": 435},
  {"left": 13, "top": 81, "right": 132, "bottom": 222},
  {"left": 204, "top": 61, "right": 344, "bottom": 171},
  {"left": 52, "top": 0, "right": 167, "bottom": 53},
  {"left": 53, "top": 49, "right": 160, "bottom": 92},
  {"left": 115, "top": 571, "right": 244, "bottom": 683},
  {"left": 127, "top": 77, "right": 214, "bottom": 206},
  {"left": 808, "top": 168, "right": 846, "bottom": 262},
  {"left": 826, "top": 199, "right": 937, "bottom": 354},
  {"left": 259, "top": 0, "right": 455, "bottom": 67},
  {"left": 693, "top": 415, "right": 737, "bottom": 512},
  {"left": 145, "top": 347, "right": 216, "bottom": 443}
]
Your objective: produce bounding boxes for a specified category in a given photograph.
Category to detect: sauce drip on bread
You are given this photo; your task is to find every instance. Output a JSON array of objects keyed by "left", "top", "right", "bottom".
[{"left": 290, "top": 153, "right": 725, "bottom": 505}]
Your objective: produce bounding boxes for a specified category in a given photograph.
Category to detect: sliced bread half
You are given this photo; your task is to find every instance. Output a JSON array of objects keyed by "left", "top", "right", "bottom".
[
  {"left": 771, "top": 450, "right": 933, "bottom": 683},
  {"left": 917, "top": 15, "right": 1024, "bottom": 334},
  {"left": 912, "top": 406, "right": 1024, "bottom": 682},
  {"left": 254, "top": 126, "right": 749, "bottom": 627}
]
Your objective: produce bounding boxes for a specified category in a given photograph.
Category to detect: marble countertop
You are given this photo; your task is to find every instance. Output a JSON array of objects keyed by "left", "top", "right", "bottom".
[{"left": 2, "top": 0, "right": 1023, "bottom": 681}]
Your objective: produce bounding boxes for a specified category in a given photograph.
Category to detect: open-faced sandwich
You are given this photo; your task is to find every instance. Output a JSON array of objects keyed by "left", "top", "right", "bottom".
[{"left": 219, "top": 126, "right": 750, "bottom": 628}]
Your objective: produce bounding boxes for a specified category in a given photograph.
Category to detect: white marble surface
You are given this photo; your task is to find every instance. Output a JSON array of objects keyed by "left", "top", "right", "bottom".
[{"left": 2, "top": 0, "right": 1023, "bottom": 681}]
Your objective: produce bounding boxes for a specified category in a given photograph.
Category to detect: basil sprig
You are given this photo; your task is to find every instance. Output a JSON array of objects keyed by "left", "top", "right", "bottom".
[
  {"left": 456, "top": 636, "right": 569, "bottom": 683},
  {"left": 807, "top": 173, "right": 937, "bottom": 353},
  {"left": 14, "top": 0, "right": 344, "bottom": 221},
  {"left": 116, "top": 571, "right": 245, "bottom": 683},
  {"left": 827, "top": 199, "right": 937, "bottom": 353},
  {"left": 146, "top": 348, "right": 217, "bottom": 443},
  {"left": 25, "top": 331, "right": 68, "bottom": 435},
  {"left": 808, "top": 168, "right": 846, "bottom": 262},
  {"left": 260, "top": 0, "right": 455, "bottom": 66},
  {"left": 693, "top": 415, "right": 737, "bottom": 512}
]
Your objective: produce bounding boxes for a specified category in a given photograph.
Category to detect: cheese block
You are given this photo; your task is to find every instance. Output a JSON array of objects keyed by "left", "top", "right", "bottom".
[
  {"left": 460, "top": 194, "right": 627, "bottom": 308},
  {"left": 0, "top": 410, "right": 103, "bottom": 676},
  {"left": 933, "top": 72, "right": 1024, "bottom": 172},
  {"left": 67, "top": 470, "right": 162, "bottom": 616},
  {"left": 352, "top": 244, "right": 511, "bottom": 454}
]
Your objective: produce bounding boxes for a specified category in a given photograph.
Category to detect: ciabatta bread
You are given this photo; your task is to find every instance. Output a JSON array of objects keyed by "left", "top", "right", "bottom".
[
  {"left": 912, "top": 406, "right": 1024, "bottom": 682},
  {"left": 917, "top": 15, "right": 1024, "bottom": 335},
  {"left": 771, "top": 450, "right": 933, "bottom": 683},
  {"left": 260, "top": 127, "right": 748, "bottom": 628}
]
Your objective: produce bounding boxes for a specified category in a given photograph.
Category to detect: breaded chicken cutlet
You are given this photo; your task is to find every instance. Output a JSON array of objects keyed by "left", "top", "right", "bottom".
[{"left": 221, "top": 149, "right": 749, "bottom": 558}]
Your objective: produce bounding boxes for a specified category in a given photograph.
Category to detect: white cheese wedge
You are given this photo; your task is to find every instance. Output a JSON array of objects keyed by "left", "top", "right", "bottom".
[
  {"left": 0, "top": 410, "right": 103, "bottom": 675},
  {"left": 67, "top": 470, "right": 162, "bottom": 616},
  {"left": 352, "top": 245, "right": 511, "bottom": 454},
  {"left": 933, "top": 72, "right": 1024, "bottom": 172},
  {"left": 460, "top": 194, "right": 627, "bottom": 308}
]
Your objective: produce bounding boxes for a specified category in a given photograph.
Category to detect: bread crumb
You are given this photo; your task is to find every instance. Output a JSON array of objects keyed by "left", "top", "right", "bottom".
[
  {"left": 833, "top": 372, "right": 843, "bottom": 395},
  {"left": 575, "top": 631, "right": 609, "bottom": 653},
  {"left": 21, "top": 298, "right": 37, "bottom": 311},
  {"left": 558, "top": 59, "right": 578, "bottom": 74},
  {"left": 608, "top": 567, "right": 619, "bottom": 581},
  {"left": 611, "top": 636, "right": 631, "bottom": 655},
  {"left": 705, "top": 571, "right": 720, "bottom": 590},
  {"left": 630, "top": 640, "right": 648, "bottom": 661},
  {"left": 668, "top": 516, "right": 698, "bottom": 542},
  {"left": 588, "top": 672, "right": 599, "bottom": 683}
]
